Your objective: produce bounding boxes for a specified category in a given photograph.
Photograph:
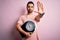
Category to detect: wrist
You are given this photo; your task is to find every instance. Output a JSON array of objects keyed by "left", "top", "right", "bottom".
[{"left": 38, "top": 13, "right": 45, "bottom": 18}]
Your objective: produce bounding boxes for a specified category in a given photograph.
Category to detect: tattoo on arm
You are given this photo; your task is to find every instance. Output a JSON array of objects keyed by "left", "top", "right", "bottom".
[{"left": 38, "top": 13, "right": 45, "bottom": 18}]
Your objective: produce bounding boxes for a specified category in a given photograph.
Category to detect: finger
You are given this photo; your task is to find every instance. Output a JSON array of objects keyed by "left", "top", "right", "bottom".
[
  {"left": 37, "top": 1, "right": 41, "bottom": 6},
  {"left": 40, "top": 3, "right": 44, "bottom": 12},
  {"left": 40, "top": 3, "right": 43, "bottom": 8}
]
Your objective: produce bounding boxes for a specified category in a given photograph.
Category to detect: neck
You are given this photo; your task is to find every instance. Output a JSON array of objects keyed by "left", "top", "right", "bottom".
[{"left": 27, "top": 12, "right": 33, "bottom": 15}]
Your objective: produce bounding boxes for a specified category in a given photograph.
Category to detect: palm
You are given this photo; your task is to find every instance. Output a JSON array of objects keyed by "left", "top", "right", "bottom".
[{"left": 37, "top": 1, "right": 44, "bottom": 13}]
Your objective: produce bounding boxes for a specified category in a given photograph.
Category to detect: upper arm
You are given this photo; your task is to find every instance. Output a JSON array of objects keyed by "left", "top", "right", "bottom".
[
  {"left": 17, "top": 17, "right": 23, "bottom": 28},
  {"left": 16, "top": 16, "right": 24, "bottom": 30},
  {"left": 17, "top": 16, "right": 24, "bottom": 26}
]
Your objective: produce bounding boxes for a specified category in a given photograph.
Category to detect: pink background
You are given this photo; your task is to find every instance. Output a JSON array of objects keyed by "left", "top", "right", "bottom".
[{"left": 0, "top": 0, "right": 60, "bottom": 40}]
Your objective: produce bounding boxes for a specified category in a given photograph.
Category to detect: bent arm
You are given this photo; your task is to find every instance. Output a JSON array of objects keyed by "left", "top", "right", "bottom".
[
  {"left": 16, "top": 22, "right": 31, "bottom": 38},
  {"left": 16, "top": 23, "right": 27, "bottom": 35},
  {"left": 34, "top": 1, "right": 45, "bottom": 22}
]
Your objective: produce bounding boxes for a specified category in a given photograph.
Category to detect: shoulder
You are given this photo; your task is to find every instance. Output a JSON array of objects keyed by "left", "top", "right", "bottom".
[{"left": 19, "top": 14, "right": 27, "bottom": 19}]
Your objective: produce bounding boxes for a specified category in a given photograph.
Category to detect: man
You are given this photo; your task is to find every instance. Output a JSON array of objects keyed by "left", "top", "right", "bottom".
[{"left": 16, "top": 1, "right": 45, "bottom": 40}]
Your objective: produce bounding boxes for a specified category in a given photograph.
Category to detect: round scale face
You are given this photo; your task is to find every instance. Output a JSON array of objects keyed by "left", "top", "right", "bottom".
[{"left": 25, "top": 21, "right": 35, "bottom": 32}]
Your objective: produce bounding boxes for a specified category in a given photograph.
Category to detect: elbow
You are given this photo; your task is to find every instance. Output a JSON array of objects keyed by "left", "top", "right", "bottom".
[
  {"left": 35, "top": 15, "right": 40, "bottom": 22},
  {"left": 16, "top": 23, "right": 18, "bottom": 28},
  {"left": 16, "top": 23, "right": 20, "bottom": 31},
  {"left": 16, "top": 23, "right": 19, "bottom": 30},
  {"left": 16, "top": 23, "right": 22, "bottom": 31}
]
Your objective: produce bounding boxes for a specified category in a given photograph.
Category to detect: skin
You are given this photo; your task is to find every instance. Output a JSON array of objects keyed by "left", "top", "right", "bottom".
[
  {"left": 27, "top": 3, "right": 34, "bottom": 14},
  {"left": 16, "top": 1, "right": 44, "bottom": 39}
]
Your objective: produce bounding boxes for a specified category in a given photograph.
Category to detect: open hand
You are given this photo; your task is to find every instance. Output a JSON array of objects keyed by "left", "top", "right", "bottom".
[
  {"left": 25, "top": 32, "right": 32, "bottom": 38},
  {"left": 37, "top": 1, "right": 44, "bottom": 13}
]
